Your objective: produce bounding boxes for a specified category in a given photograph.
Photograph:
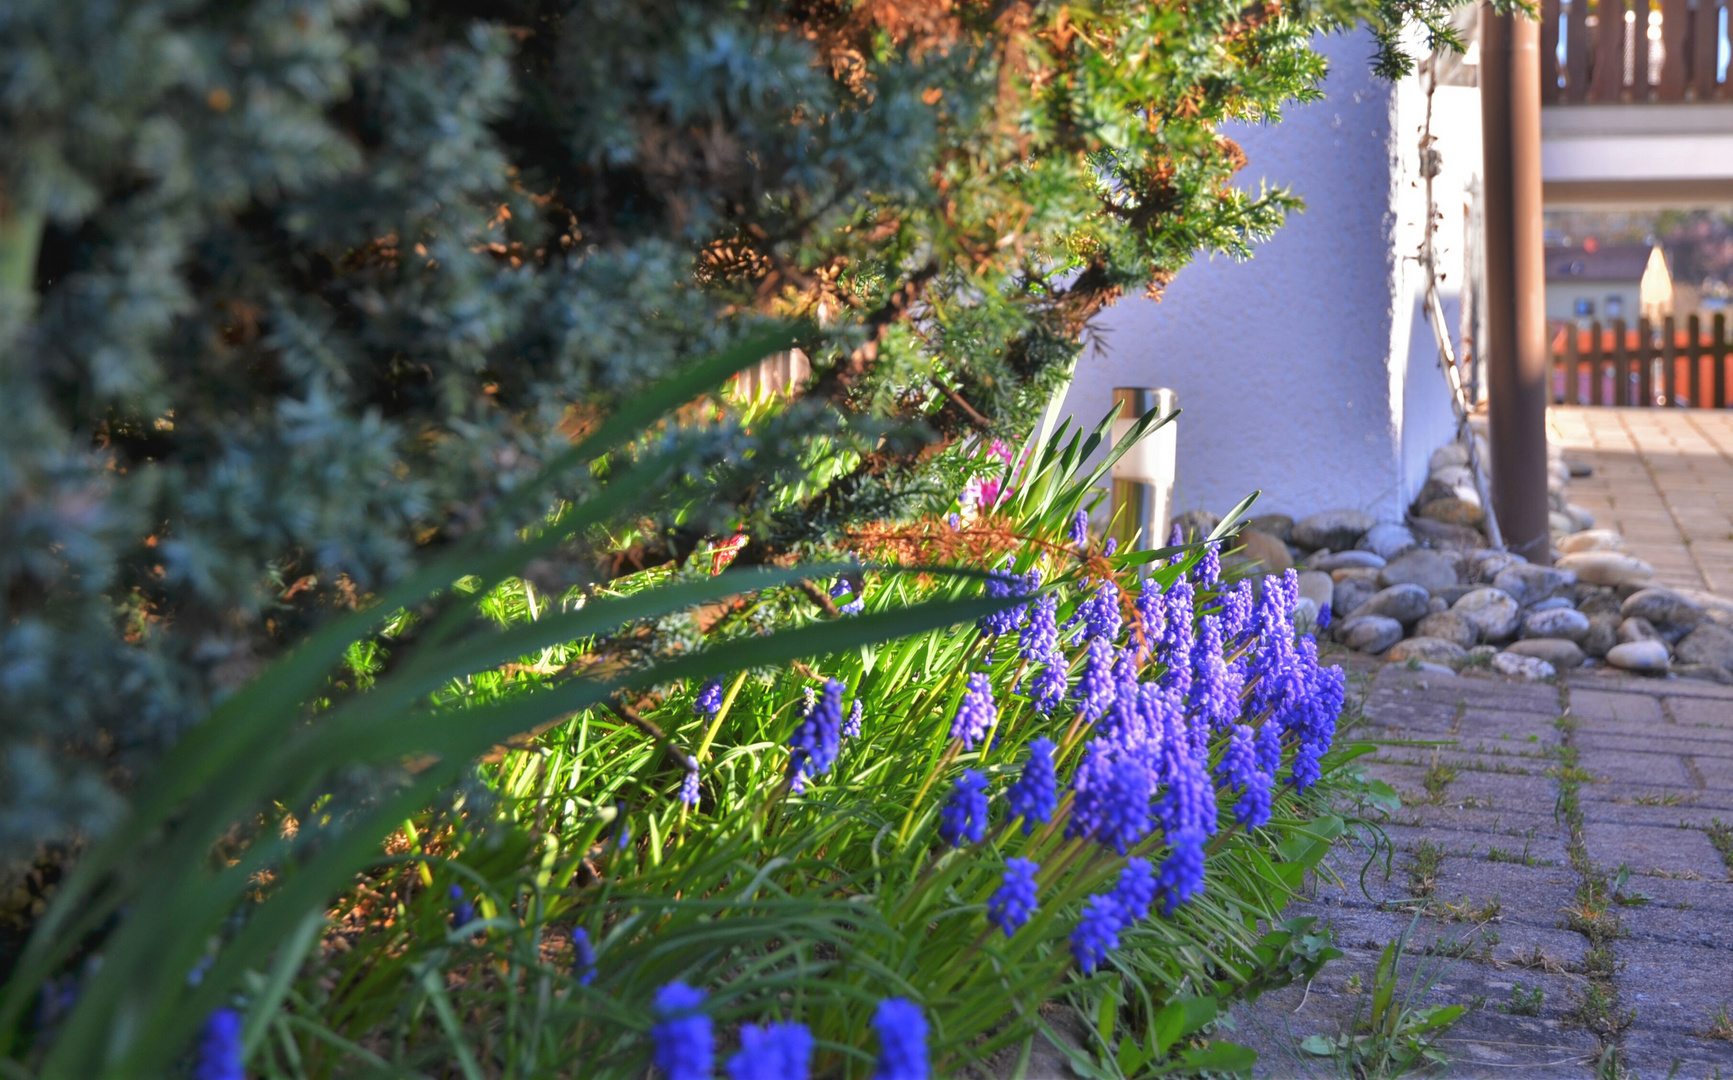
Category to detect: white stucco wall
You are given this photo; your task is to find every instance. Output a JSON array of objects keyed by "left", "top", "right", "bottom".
[{"left": 1062, "top": 30, "right": 1473, "bottom": 527}]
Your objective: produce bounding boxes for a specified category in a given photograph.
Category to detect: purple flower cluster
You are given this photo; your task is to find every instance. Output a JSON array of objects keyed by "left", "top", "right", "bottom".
[
  {"left": 571, "top": 928, "right": 596, "bottom": 986},
  {"left": 1158, "top": 577, "right": 1195, "bottom": 701},
  {"left": 1019, "top": 592, "right": 1060, "bottom": 665},
  {"left": 652, "top": 982, "right": 713, "bottom": 1080},
  {"left": 938, "top": 770, "right": 990, "bottom": 846},
  {"left": 1221, "top": 578, "right": 1255, "bottom": 642},
  {"left": 194, "top": 1009, "right": 243, "bottom": 1080},
  {"left": 843, "top": 698, "right": 863, "bottom": 739},
  {"left": 873, "top": 998, "right": 929, "bottom": 1080},
  {"left": 979, "top": 562, "right": 1039, "bottom": 637},
  {"left": 1135, "top": 578, "right": 1166, "bottom": 662},
  {"left": 987, "top": 858, "right": 1040, "bottom": 936},
  {"left": 448, "top": 885, "right": 474, "bottom": 929},
  {"left": 1069, "top": 509, "right": 1090, "bottom": 546},
  {"left": 1217, "top": 724, "right": 1273, "bottom": 831},
  {"left": 1156, "top": 826, "right": 1207, "bottom": 914},
  {"left": 728, "top": 1022, "right": 813, "bottom": 1080},
  {"left": 679, "top": 758, "right": 702, "bottom": 807},
  {"left": 1070, "top": 894, "right": 1123, "bottom": 974},
  {"left": 789, "top": 679, "right": 845, "bottom": 790},
  {"left": 1067, "top": 739, "right": 1153, "bottom": 855},
  {"left": 1005, "top": 738, "right": 1057, "bottom": 832},
  {"left": 1113, "top": 857, "right": 1157, "bottom": 923},
  {"left": 949, "top": 673, "right": 998, "bottom": 749},
  {"left": 1189, "top": 613, "right": 1243, "bottom": 731},
  {"left": 1194, "top": 541, "right": 1222, "bottom": 591},
  {"left": 695, "top": 678, "right": 725, "bottom": 718},
  {"left": 831, "top": 576, "right": 865, "bottom": 615},
  {"left": 1074, "top": 636, "right": 1116, "bottom": 726},
  {"left": 1072, "top": 579, "right": 1122, "bottom": 643}
]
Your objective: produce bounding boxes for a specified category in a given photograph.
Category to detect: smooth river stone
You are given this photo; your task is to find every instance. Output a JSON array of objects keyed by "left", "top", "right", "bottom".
[
  {"left": 1555, "top": 550, "right": 1654, "bottom": 588},
  {"left": 1346, "top": 584, "right": 1433, "bottom": 627},
  {"left": 1333, "top": 578, "right": 1379, "bottom": 620},
  {"left": 1340, "top": 615, "right": 1404, "bottom": 654},
  {"left": 1378, "top": 550, "right": 1460, "bottom": 593},
  {"left": 1504, "top": 637, "right": 1586, "bottom": 669},
  {"left": 1522, "top": 606, "right": 1591, "bottom": 642},
  {"left": 1235, "top": 529, "right": 1293, "bottom": 573},
  {"left": 1385, "top": 637, "right": 1468, "bottom": 666},
  {"left": 1307, "top": 549, "right": 1386, "bottom": 572},
  {"left": 1607, "top": 639, "right": 1671, "bottom": 674},
  {"left": 1493, "top": 563, "right": 1578, "bottom": 608},
  {"left": 1296, "top": 571, "right": 1334, "bottom": 612},
  {"left": 1414, "top": 610, "right": 1478, "bottom": 649},
  {"left": 1676, "top": 624, "right": 1733, "bottom": 671},
  {"left": 1621, "top": 587, "right": 1705, "bottom": 630},
  {"left": 1557, "top": 529, "right": 1628, "bottom": 555},
  {"left": 1472, "top": 550, "right": 1525, "bottom": 583},
  {"left": 1451, "top": 587, "right": 1521, "bottom": 641},
  {"left": 1492, "top": 652, "right": 1556, "bottom": 681}
]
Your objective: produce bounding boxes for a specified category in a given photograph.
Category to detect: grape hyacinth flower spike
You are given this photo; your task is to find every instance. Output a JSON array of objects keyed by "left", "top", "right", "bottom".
[
  {"left": 1069, "top": 509, "right": 1089, "bottom": 546},
  {"left": 1194, "top": 540, "right": 1222, "bottom": 590},
  {"left": 1156, "top": 825, "right": 1207, "bottom": 914},
  {"left": 1005, "top": 737, "right": 1057, "bottom": 832},
  {"left": 789, "top": 678, "right": 845, "bottom": 788},
  {"left": 949, "top": 673, "right": 997, "bottom": 749},
  {"left": 679, "top": 756, "right": 701, "bottom": 807},
  {"left": 1217, "top": 723, "right": 1273, "bottom": 831},
  {"left": 938, "top": 770, "right": 990, "bottom": 846},
  {"left": 873, "top": 998, "right": 929, "bottom": 1080},
  {"left": 1070, "top": 894, "right": 1123, "bottom": 974},
  {"left": 727, "top": 1022, "right": 814, "bottom": 1080},
  {"left": 843, "top": 697, "right": 863, "bottom": 739},
  {"left": 448, "top": 885, "right": 474, "bottom": 929},
  {"left": 651, "top": 982, "right": 713, "bottom": 1080},
  {"left": 830, "top": 575, "right": 865, "bottom": 615},
  {"left": 1113, "top": 857, "right": 1158, "bottom": 924},
  {"left": 987, "top": 858, "right": 1040, "bottom": 936},
  {"left": 571, "top": 927, "right": 596, "bottom": 986},
  {"left": 695, "top": 678, "right": 725, "bottom": 718},
  {"left": 193, "top": 1009, "right": 244, "bottom": 1080}
]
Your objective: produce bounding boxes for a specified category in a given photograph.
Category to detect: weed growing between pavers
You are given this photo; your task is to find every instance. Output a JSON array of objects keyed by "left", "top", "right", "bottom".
[
  {"left": 1555, "top": 702, "right": 1638, "bottom": 1062},
  {"left": 1705, "top": 1004, "right": 1733, "bottom": 1042},
  {"left": 1298, "top": 918, "right": 1466, "bottom": 1078},
  {"left": 1706, "top": 819, "right": 1733, "bottom": 878},
  {"left": 1498, "top": 982, "right": 1547, "bottom": 1017}
]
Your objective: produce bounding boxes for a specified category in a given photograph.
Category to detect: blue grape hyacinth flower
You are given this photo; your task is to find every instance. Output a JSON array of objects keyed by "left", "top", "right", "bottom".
[
  {"left": 830, "top": 576, "right": 865, "bottom": 615},
  {"left": 448, "top": 885, "right": 474, "bottom": 929},
  {"left": 938, "top": 770, "right": 990, "bottom": 846},
  {"left": 949, "top": 673, "right": 997, "bottom": 749},
  {"left": 695, "top": 678, "right": 725, "bottom": 717},
  {"left": 1069, "top": 509, "right": 1089, "bottom": 546},
  {"left": 571, "top": 927, "right": 596, "bottom": 986},
  {"left": 651, "top": 982, "right": 713, "bottom": 1080},
  {"left": 1157, "top": 826, "right": 1208, "bottom": 914},
  {"left": 843, "top": 697, "right": 863, "bottom": 738},
  {"left": 1113, "top": 857, "right": 1158, "bottom": 924},
  {"left": 873, "top": 998, "right": 929, "bottom": 1080},
  {"left": 1005, "top": 737, "right": 1057, "bottom": 832},
  {"left": 1070, "top": 894, "right": 1124, "bottom": 974},
  {"left": 193, "top": 1008, "right": 244, "bottom": 1080},
  {"left": 727, "top": 1021, "right": 813, "bottom": 1080},
  {"left": 987, "top": 857, "right": 1040, "bottom": 936},
  {"left": 1218, "top": 723, "right": 1273, "bottom": 831},
  {"left": 789, "top": 678, "right": 846, "bottom": 786}
]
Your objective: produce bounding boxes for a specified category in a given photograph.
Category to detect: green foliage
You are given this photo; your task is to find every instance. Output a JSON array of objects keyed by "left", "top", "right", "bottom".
[
  {"left": 1299, "top": 917, "right": 1466, "bottom": 1078},
  {"left": 1, "top": 0, "right": 1483, "bottom": 857},
  {"left": 1, "top": 400, "right": 1365, "bottom": 1080}
]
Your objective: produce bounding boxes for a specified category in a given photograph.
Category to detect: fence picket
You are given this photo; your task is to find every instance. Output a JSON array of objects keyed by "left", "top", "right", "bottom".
[
  {"left": 1638, "top": 317, "right": 1655, "bottom": 405},
  {"left": 1715, "top": 313, "right": 1728, "bottom": 407},
  {"left": 1659, "top": 0, "right": 1690, "bottom": 98},
  {"left": 1613, "top": 318, "right": 1631, "bottom": 404}
]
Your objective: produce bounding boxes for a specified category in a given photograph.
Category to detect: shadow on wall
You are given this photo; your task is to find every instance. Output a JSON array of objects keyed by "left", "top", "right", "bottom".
[{"left": 1063, "top": 25, "right": 1474, "bottom": 529}]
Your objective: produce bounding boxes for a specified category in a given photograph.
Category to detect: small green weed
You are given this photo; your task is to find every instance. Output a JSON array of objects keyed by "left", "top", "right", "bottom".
[
  {"left": 1299, "top": 921, "right": 1466, "bottom": 1079},
  {"left": 1498, "top": 983, "right": 1545, "bottom": 1017},
  {"left": 1632, "top": 791, "right": 1690, "bottom": 806},
  {"left": 1407, "top": 840, "right": 1444, "bottom": 899},
  {"left": 1569, "top": 983, "right": 1634, "bottom": 1038},
  {"left": 1704, "top": 1004, "right": 1733, "bottom": 1041},
  {"left": 1422, "top": 751, "right": 1457, "bottom": 803},
  {"left": 1707, "top": 819, "right": 1733, "bottom": 877}
]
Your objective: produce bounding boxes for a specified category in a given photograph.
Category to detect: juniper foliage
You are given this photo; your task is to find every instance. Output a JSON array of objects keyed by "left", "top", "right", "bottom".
[{"left": 0, "top": 0, "right": 1474, "bottom": 857}]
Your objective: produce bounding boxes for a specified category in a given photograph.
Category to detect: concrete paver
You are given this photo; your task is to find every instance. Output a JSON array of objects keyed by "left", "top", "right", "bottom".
[{"left": 1235, "top": 664, "right": 1733, "bottom": 1079}]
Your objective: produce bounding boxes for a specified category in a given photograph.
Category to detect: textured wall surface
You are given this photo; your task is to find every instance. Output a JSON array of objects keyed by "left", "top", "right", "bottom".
[{"left": 1062, "top": 30, "right": 1472, "bottom": 527}]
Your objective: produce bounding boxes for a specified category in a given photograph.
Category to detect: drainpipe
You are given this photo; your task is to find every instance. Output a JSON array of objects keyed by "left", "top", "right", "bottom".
[{"left": 1479, "top": 2, "right": 1552, "bottom": 565}]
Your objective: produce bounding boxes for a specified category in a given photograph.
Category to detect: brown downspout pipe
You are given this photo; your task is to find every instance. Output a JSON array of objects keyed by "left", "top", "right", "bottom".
[{"left": 1480, "top": 2, "right": 1552, "bottom": 564}]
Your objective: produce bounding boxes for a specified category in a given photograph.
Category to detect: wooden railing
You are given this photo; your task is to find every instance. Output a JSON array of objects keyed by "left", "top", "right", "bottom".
[
  {"left": 1543, "top": 0, "right": 1731, "bottom": 102},
  {"left": 1551, "top": 316, "right": 1732, "bottom": 406}
]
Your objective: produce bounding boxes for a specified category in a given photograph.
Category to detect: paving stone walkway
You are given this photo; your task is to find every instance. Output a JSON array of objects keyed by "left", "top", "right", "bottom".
[
  {"left": 1550, "top": 407, "right": 1733, "bottom": 597},
  {"left": 1236, "top": 661, "right": 1733, "bottom": 1079}
]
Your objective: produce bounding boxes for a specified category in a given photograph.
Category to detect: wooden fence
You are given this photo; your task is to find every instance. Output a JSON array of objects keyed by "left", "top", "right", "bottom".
[
  {"left": 1551, "top": 316, "right": 1733, "bottom": 406},
  {"left": 1543, "top": 0, "right": 1731, "bottom": 102}
]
